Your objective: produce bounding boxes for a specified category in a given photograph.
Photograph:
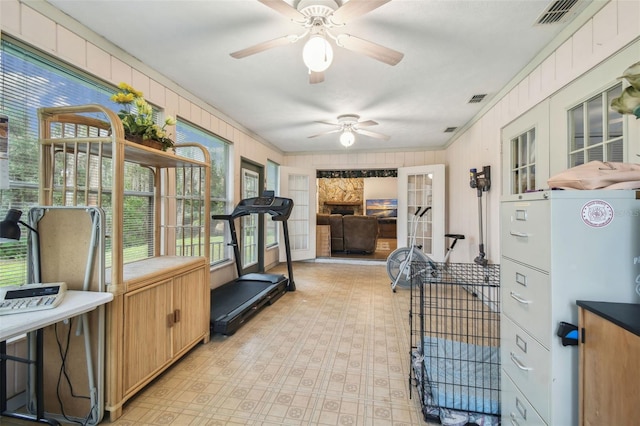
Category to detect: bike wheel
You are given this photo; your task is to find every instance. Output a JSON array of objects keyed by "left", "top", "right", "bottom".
[{"left": 386, "top": 247, "right": 430, "bottom": 289}]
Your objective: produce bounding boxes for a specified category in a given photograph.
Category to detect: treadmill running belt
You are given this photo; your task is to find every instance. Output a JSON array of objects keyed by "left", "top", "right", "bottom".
[
  {"left": 209, "top": 273, "right": 289, "bottom": 335},
  {"left": 210, "top": 279, "right": 274, "bottom": 320}
]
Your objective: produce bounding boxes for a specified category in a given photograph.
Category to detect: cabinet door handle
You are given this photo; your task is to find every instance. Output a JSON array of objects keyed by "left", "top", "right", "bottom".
[
  {"left": 510, "top": 352, "right": 532, "bottom": 371},
  {"left": 174, "top": 309, "right": 181, "bottom": 323},
  {"left": 167, "top": 313, "right": 175, "bottom": 328},
  {"left": 509, "top": 231, "right": 529, "bottom": 238},
  {"left": 510, "top": 292, "right": 532, "bottom": 304}
]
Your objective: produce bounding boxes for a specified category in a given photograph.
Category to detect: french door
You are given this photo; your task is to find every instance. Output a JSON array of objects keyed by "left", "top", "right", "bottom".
[
  {"left": 279, "top": 166, "right": 316, "bottom": 262},
  {"left": 397, "top": 164, "right": 445, "bottom": 262}
]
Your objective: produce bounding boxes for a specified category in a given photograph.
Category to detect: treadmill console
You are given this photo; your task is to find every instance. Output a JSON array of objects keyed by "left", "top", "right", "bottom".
[
  {"left": 228, "top": 192, "right": 294, "bottom": 220},
  {"left": 252, "top": 190, "right": 275, "bottom": 206}
]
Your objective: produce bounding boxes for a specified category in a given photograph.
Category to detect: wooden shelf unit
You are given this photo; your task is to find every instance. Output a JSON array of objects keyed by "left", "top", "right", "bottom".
[{"left": 38, "top": 104, "right": 212, "bottom": 421}]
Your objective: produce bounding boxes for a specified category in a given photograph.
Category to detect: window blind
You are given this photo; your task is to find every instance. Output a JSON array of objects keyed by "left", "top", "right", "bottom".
[{"left": 0, "top": 39, "right": 156, "bottom": 285}]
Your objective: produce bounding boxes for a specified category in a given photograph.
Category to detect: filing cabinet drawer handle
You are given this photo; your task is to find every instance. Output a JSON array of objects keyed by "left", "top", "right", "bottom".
[
  {"left": 510, "top": 292, "right": 532, "bottom": 304},
  {"left": 516, "top": 397, "right": 528, "bottom": 420},
  {"left": 510, "top": 413, "right": 521, "bottom": 426},
  {"left": 510, "top": 352, "right": 532, "bottom": 371},
  {"left": 509, "top": 231, "right": 529, "bottom": 238}
]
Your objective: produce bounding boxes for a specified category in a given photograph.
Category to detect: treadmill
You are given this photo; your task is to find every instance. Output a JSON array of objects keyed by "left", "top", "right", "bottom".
[{"left": 210, "top": 191, "right": 295, "bottom": 335}]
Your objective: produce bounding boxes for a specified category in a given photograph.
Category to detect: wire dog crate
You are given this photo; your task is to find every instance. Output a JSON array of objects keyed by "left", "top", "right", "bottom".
[{"left": 409, "top": 262, "right": 501, "bottom": 426}]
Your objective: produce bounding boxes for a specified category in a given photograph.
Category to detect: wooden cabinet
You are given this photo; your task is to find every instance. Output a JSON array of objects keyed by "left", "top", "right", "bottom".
[
  {"left": 577, "top": 301, "right": 640, "bottom": 426},
  {"left": 171, "top": 264, "right": 210, "bottom": 354},
  {"left": 500, "top": 190, "right": 639, "bottom": 426},
  {"left": 124, "top": 278, "right": 173, "bottom": 391},
  {"left": 38, "top": 105, "right": 211, "bottom": 421},
  {"left": 122, "top": 258, "right": 208, "bottom": 397},
  {"left": 377, "top": 218, "right": 396, "bottom": 238}
]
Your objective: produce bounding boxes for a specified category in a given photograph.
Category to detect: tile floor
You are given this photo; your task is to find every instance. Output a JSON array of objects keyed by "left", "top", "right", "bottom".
[{"left": 3, "top": 261, "right": 437, "bottom": 425}]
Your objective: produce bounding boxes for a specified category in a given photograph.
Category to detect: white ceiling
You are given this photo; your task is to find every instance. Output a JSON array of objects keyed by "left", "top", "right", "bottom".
[{"left": 47, "top": 0, "right": 593, "bottom": 154}]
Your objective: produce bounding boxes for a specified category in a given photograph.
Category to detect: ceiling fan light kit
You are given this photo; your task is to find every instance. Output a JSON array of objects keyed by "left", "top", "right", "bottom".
[
  {"left": 340, "top": 130, "right": 355, "bottom": 147},
  {"left": 232, "top": 0, "right": 403, "bottom": 83},
  {"left": 303, "top": 35, "right": 333, "bottom": 72},
  {"left": 308, "top": 114, "right": 390, "bottom": 148}
]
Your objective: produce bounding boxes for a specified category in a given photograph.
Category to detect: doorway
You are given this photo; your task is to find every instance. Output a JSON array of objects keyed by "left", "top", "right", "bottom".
[
  {"left": 316, "top": 172, "right": 398, "bottom": 261},
  {"left": 240, "top": 159, "right": 264, "bottom": 275}
]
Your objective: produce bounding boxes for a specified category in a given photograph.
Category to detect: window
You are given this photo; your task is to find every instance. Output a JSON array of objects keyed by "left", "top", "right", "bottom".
[
  {"left": 568, "top": 84, "right": 624, "bottom": 167},
  {"left": 0, "top": 39, "right": 157, "bottom": 286},
  {"left": 0, "top": 38, "right": 205, "bottom": 287},
  {"left": 265, "top": 160, "right": 279, "bottom": 247},
  {"left": 510, "top": 128, "right": 536, "bottom": 194},
  {"left": 176, "top": 119, "right": 231, "bottom": 265}
]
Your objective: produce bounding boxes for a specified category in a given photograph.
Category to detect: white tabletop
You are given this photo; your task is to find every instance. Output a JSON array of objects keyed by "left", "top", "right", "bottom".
[{"left": 0, "top": 290, "right": 113, "bottom": 341}]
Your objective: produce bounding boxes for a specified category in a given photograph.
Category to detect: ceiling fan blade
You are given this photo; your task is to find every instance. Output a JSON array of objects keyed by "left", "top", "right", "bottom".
[
  {"left": 258, "top": 0, "right": 306, "bottom": 22},
  {"left": 315, "top": 121, "right": 339, "bottom": 127},
  {"left": 309, "top": 71, "right": 325, "bottom": 84},
  {"left": 357, "top": 120, "right": 378, "bottom": 127},
  {"left": 355, "top": 128, "right": 390, "bottom": 141},
  {"left": 308, "top": 128, "right": 341, "bottom": 138},
  {"left": 230, "top": 35, "right": 298, "bottom": 59},
  {"left": 335, "top": 34, "right": 404, "bottom": 66},
  {"left": 331, "top": 0, "right": 391, "bottom": 24}
]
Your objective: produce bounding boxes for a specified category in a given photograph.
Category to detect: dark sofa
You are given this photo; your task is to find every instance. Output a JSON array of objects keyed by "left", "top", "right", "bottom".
[{"left": 317, "top": 214, "right": 379, "bottom": 253}]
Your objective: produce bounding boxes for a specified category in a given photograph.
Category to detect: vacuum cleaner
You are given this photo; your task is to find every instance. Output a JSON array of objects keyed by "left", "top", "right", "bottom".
[{"left": 469, "top": 166, "right": 491, "bottom": 266}]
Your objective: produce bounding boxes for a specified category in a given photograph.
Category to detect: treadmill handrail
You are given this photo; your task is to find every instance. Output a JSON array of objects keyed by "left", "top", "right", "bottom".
[{"left": 211, "top": 196, "right": 295, "bottom": 291}]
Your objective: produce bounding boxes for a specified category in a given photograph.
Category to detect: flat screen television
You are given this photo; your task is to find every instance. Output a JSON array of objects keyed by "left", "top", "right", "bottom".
[{"left": 366, "top": 199, "right": 397, "bottom": 218}]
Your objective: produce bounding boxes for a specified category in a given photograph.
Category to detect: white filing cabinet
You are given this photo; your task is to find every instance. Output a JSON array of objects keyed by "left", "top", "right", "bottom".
[{"left": 500, "top": 190, "right": 640, "bottom": 426}]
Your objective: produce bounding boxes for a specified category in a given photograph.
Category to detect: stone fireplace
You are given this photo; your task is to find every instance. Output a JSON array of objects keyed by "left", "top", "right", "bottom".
[
  {"left": 316, "top": 169, "right": 398, "bottom": 216},
  {"left": 317, "top": 177, "right": 364, "bottom": 215}
]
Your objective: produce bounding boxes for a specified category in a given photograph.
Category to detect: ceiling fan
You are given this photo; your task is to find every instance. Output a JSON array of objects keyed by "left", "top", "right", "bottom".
[
  {"left": 308, "top": 114, "right": 390, "bottom": 147},
  {"left": 230, "top": 0, "right": 404, "bottom": 84}
]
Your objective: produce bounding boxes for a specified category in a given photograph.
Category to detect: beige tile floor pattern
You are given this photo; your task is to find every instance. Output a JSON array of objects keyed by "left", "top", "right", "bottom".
[{"left": 3, "top": 261, "right": 438, "bottom": 426}]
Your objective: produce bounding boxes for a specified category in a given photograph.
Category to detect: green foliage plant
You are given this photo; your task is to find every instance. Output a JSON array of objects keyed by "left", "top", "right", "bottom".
[{"left": 111, "top": 82, "right": 176, "bottom": 151}]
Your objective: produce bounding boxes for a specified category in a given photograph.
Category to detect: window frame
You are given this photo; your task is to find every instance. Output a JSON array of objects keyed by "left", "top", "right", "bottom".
[
  {"left": 265, "top": 159, "right": 280, "bottom": 248},
  {"left": 509, "top": 127, "right": 537, "bottom": 194},
  {"left": 175, "top": 118, "right": 232, "bottom": 266},
  {"left": 567, "top": 83, "right": 624, "bottom": 167},
  {"left": 501, "top": 101, "right": 550, "bottom": 196}
]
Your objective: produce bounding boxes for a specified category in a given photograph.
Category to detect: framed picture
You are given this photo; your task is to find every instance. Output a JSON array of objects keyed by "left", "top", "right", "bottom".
[{"left": 366, "top": 199, "right": 397, "bottom": 217}]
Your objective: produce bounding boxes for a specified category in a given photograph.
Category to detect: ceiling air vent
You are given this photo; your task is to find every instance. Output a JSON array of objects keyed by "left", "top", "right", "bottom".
[
  {"left": 468, "top": 94, "right": 486, "bottom": 104},
  {"left": 444, "top": 127, "right": 457, "bottom": 133},
  {"left": 535, "top": 0, "right": 580, "bottom": 25}
]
